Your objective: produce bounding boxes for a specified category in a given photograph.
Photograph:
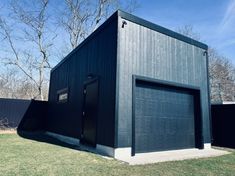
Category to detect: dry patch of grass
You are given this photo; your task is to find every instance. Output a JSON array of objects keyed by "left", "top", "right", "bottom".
[{"left": 0, "top": 129, "right": 16, "bottom": 134}]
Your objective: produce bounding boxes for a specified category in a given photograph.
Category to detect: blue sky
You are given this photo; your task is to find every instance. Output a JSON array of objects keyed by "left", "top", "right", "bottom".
[
  {"left": 133, "top": 0, "right": 235, "bottom": 63},
  {"left": 0, "top": 0, "right": 234, "bottom": 65}
]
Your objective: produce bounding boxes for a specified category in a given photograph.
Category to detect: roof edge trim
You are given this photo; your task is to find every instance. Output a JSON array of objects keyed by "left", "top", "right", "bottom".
[
  {"left": 52, "top": 10, "right": 208, "bottom": 73},
  {"left": 117, "top": 10, "right": 208, "bottom": 50}
]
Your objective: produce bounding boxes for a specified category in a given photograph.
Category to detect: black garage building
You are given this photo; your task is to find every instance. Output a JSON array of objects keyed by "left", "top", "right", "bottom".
[{"left": 46, "top": 10, "right": 211, "bottom": 157}]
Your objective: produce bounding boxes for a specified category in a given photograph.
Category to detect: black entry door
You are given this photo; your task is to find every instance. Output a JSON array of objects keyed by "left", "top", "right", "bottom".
[{"left": 81, "top": 78, "right": 99, "bottom": 146}]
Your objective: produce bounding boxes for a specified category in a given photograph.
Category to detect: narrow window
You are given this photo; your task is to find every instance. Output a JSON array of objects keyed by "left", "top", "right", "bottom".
[{"left": 57, "top": 88, "right": 68, "bottom": 103}]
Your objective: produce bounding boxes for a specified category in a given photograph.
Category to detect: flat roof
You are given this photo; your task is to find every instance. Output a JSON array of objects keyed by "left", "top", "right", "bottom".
[{"left": 52, "top": 10, "right": 208, "bottom": 72}]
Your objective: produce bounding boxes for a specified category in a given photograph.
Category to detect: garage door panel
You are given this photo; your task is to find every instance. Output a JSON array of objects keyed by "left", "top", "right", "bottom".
[
  {"left": 136, "top": 99, "right": 194, "bottom": 118},
  {"left": 134, "top": 82, "right": 196, "bottom": 153}
]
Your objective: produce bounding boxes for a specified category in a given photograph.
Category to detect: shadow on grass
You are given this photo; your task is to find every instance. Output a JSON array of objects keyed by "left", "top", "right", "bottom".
[
  {"left": 16, "top": 130, "right": 102, "bottom": 157},
  {"left": 17, "top": 130, "right": 80, "bottom": 150}
]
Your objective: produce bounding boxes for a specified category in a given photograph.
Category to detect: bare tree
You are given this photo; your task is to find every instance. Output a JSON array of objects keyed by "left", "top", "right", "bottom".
[
  {"left": 59, "top": 0, "right": 90, "bottom": 49},
  {"left": 177, "top": 25, "right": 235, "bottom": 103},
  {"left": 0, "top": 0, "right": 139, "bottom": 99},
  {"left": 208, "top": 48, "right": 235, "bottom": 102},
  {"left": 0, "top": 0, "right": 54, "bottom": 100},
  {"left": 177, "top": 25, "right": 201, "bottom": 41},
  {"left": 0, "top": 67, "right": 39, "bottom": 99},
  {"left": 59, "top": 0, "right": 139, "bottom": 50},
  {"left": 0, "top": 68, "right": 18, "bottom": 98}
]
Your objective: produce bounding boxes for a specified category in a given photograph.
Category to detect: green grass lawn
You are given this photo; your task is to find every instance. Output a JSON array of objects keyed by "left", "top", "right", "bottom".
[{"left": 0, "top": 134, "right": 235, "bottom": 176}]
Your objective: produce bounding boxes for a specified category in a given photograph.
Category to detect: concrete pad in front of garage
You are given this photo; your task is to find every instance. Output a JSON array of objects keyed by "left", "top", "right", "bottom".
[{"left": 117, "top": 148, "right": 229, "bottom": 165}]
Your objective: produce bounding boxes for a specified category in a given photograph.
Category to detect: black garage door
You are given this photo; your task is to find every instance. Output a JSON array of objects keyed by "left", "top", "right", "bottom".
[{"left": 134, "top": 80, "right": 197, "bottom": 154}]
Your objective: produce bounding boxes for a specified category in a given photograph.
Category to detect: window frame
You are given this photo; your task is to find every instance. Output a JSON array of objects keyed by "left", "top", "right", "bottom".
[{"left": 57, "top": 88, "right": 69, "bottom": 103}]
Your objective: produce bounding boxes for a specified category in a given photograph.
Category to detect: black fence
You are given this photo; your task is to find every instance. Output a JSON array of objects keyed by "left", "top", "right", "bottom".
[
  {"left": 0, "top": 98, "right": 31, "bottom": 128},
  {"left": 211, "top": 104, "right": 235, "bottom": 148},
  {"left": 0, "top": 98, "right": 48, "bottom": 131}
]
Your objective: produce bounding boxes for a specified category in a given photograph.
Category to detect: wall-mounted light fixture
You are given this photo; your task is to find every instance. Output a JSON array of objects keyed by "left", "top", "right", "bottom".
[{"left": 122, "top": 20, "right": 127, "bottom": 28}]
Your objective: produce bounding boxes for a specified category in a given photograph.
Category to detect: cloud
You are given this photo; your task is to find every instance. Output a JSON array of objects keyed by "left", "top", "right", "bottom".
[
  {"left": 215, "top": 0, "right": 235, "bottom": 54},
  {"left": 219, "top": 0, "right": 235, "bottom": 32}
]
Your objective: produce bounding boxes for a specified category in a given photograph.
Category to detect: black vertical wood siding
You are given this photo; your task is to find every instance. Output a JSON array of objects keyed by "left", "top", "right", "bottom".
[
  {"left": 116, "top": 15, "right": 210, "bottom": 147},
  {"left": 47, "top": 10, "right": 210, "bottom": 149},
  {"left": 47, "top": 16, "right": 118, "bottom": 147}
]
